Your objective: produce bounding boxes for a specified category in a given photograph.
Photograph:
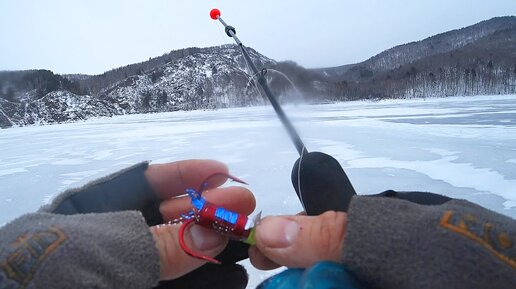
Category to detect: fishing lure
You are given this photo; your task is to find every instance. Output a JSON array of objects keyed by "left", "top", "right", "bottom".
[{"left": 176, "top": 173, "right": 260, "bottom": 264}]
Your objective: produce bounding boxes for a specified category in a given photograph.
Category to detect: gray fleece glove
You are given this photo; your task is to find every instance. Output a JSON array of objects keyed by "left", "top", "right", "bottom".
[
  {"left": 342, "top": 196, "right": 516, "bottom": 289},
  {"left": 0, "top": 211, "right": 159, "bottom": 289}
]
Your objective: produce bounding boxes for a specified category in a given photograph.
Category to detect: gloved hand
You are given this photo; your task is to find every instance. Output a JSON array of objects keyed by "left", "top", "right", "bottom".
[{"left": 50, "top": 160, "right": 254, "bottom": 289}]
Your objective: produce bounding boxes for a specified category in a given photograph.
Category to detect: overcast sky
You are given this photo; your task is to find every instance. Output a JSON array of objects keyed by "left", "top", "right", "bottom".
[{"left": 1, "top": 0, "right": 515, "bottom": 75}]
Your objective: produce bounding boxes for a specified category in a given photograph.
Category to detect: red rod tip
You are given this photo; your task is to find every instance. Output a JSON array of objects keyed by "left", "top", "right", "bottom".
[{"left": 210, "top": 8, "right": 221, "bottom": 20}]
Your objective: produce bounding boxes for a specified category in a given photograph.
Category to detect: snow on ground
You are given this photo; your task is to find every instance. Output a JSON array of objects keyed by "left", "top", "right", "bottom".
[{"left": 1, "top": 94, "right": 515, "bottom": 287}]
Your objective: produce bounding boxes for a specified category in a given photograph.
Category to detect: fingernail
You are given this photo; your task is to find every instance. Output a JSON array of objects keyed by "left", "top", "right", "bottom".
[
  {"left": 258, "top": 217, "right": 299, "bottom": 248},
  {"left": 190, "top": 225, "right": 225, "bottom": 251}
]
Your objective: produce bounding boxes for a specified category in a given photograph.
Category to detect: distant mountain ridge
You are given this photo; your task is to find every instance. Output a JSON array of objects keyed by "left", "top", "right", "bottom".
[
  {"left": 326, "top": 16, "right": 516, "bottom": 100},
  {"left": 69, "top": 47, "right": 211, "bottom": 95},
  {"left": 1, "top": 16, "right": 515, "bottom": 128},
  {"left": 348, "top": 16, "right": 516, "bottom": 77}
]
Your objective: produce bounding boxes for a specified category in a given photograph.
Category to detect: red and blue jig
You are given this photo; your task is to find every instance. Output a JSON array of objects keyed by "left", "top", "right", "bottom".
[{"left": 176, "top": 173, "right": 260, "bottom": 264}]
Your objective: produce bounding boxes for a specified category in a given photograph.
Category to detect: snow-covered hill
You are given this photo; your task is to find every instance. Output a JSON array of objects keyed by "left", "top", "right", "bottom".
[
  {"left": 99, "top": 45, "right": 274, "bottom": 113},
  {"left": 0, "top": 45, "right": 274, "bottom": 128},
  {"left": 0, "top": 91, "right": 116, "bottom": 126}
]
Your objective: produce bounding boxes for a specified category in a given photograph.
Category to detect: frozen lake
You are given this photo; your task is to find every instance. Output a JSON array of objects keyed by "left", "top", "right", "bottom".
[{"left": 1, "top": 94, "right": 515, "bottom": 286}]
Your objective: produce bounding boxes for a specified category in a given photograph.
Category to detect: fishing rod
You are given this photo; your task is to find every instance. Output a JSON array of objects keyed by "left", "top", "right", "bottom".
[
  {"left": 211, "top": 8, "right": 356, "bottom": 215},
  {"left": 211, "top": 9, "right": 305, "bottom": 156}
]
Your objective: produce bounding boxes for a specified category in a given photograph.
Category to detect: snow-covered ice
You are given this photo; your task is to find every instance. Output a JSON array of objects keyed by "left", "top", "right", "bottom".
[{"left": 1, "top": 94, "right": 515, "bottom": 287}]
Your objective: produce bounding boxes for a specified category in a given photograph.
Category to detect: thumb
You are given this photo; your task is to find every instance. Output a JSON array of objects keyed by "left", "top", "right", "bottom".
[
  {"left": 254, "top": 211, "right": 347, "bottom": 268},
  {"left": 151, "top": 224, "right": 228, "bottom": 280}
]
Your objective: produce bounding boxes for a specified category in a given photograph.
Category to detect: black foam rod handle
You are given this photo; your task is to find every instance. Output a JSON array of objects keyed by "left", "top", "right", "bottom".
[{"left": 291, "top": 152, "right": 356, "bottom": 216}]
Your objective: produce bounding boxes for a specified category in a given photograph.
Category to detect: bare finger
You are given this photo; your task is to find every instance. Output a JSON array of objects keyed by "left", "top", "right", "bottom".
[{"left": 145, "top": 160, "right": 228, "bottom": 199}]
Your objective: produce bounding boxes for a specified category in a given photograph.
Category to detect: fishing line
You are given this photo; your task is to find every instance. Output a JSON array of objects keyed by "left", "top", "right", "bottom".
[
  {"left": 238, "top": 54, "right": 261, "bottom": 93},
  {"left": 262, "top": 68, "right": 304, "bottom": 101},
  {"left": 214, "top": 21, "right": 264, "bottom": 102},
  {"left": 297, "top": 145, "right": 308, "bottom": 211},
  {"left": 243, "top": 68, "right": 265, "bottom": 102}
]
